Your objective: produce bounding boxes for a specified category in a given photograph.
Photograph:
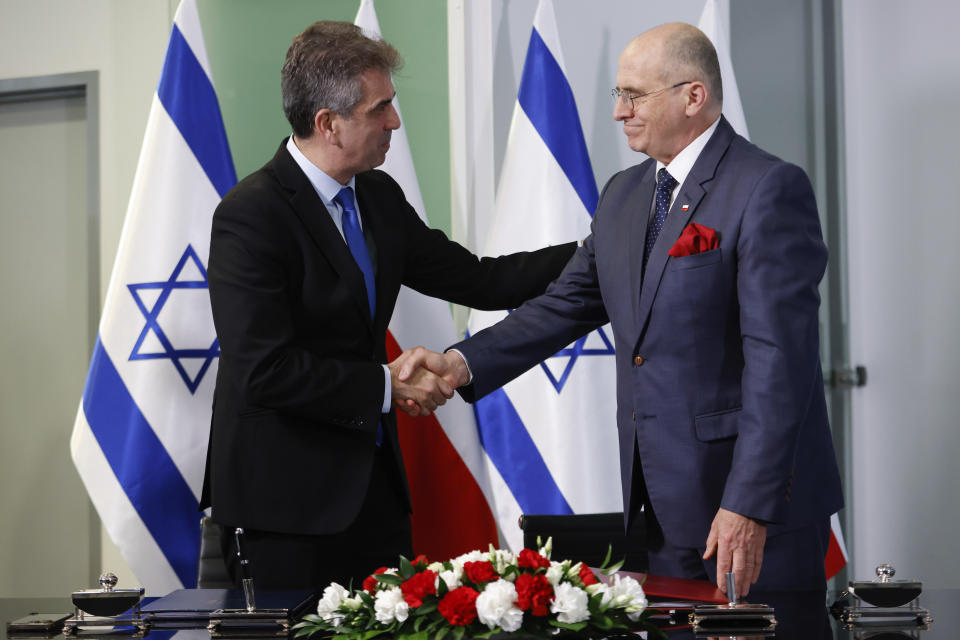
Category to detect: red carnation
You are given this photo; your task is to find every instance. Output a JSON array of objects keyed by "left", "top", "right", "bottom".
[
  {"left": 517, "top": 548, "right": 550, "bottom": 570},
  {"left": 412, "top": 554, "right": 429, "bottom": 568},
  {"left": 400, "top": 569, "right": 437, "bottom": 608},
  {"left": 578, "top": 564, "right": 599, "bottom": 586},
  {"left": 363, "top": 566, "right": 389, "bottom": 593},
  {"left": 438, "top": 586, "right": 479, "bottom": 626},
  {"left": 463, "top": 560, "right": 498, "bottom": 585},
  {"left": 515, "top": 573, "right": 554, "bottom": 617}
]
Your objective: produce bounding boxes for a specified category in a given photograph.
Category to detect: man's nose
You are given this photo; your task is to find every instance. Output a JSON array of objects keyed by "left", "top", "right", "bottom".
[
  {"left": 613, "top": 98, "right": 632, "bottom": 121},
  {"left": 386, "top": 103, "right": 401, "bottom": 130}
]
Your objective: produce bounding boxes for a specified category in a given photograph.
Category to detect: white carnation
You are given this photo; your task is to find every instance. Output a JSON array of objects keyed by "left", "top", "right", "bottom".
[
  {"left": 608, "top": 575, "right": 647, "bottom": 613},
  {"left": 316, "top": 583, "right": 349, "bottom": 626},
  {"left": 476, "top": 579, "right": 524, "bottom": 632},
  {"left": 551, "top": 582, "right": 590, "bottom": 623},
  {"left": 373, "top": 587, "right": 409, "bottom": 624},
  {"left": 427, "top": 561, "right": 445, "bottom": 573},
  {"left": 452, "top": 550, "right": 487, "bottom": 568},
  {"left": 437, "top": 567, "right": 462, "bottom": 590},
  {"left": 545, "top": 561, "right": 567, "bottom": 586}
]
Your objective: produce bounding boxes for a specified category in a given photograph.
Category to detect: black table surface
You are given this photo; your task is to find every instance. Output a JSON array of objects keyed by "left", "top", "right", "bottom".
[{"left": 2, "top": 590, "right": 955, "bottom": 639}]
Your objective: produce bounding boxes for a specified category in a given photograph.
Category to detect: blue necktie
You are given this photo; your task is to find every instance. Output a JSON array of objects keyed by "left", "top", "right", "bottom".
[
  {"left": 643, "top": 168, "right": 678, "bottom": 270},
  {"left": 334, "top": 187, "right": 382, "bottom": 445},
  {"left": 334, "top": 186, "right": 376, "bottom": 320}
]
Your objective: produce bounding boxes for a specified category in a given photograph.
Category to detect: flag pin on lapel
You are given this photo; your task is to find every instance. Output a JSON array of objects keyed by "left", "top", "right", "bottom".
[{"left": 681, "top": 204, "right": 689, "bottom": 211}]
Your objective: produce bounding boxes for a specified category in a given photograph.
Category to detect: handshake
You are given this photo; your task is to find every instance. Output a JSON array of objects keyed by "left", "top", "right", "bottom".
[{"left": 387, "top": 347, "right": 471, "bottom": 416}]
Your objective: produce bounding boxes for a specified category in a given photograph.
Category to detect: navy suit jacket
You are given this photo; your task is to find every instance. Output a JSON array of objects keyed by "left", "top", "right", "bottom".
[
  {"left": 455, "top": 117, "right": 843, "bottom": 547},
  {"left": 201, "top": 140, "right": 575, "bottom": 536}
]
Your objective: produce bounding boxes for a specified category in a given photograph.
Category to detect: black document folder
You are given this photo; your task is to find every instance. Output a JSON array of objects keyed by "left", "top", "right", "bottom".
[{"left": 142, "top": 588, "right": 316, "bottom": 629}]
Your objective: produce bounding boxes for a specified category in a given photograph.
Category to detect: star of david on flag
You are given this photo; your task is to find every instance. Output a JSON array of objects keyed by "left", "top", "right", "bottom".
[
  {"left": 539, "top": 327, "right": 615, "bottom": 393},
  {"left": 127, "top": 245, "right": 219, "bottom": 394},
  {"left": 70, "top": 0, "right": 236, "bottom": 594},
  {"left": 503, "top": 308, "right": 615, "bottom": 393}
]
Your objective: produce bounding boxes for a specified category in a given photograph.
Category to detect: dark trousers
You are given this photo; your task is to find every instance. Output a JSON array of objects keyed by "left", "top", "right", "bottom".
[
  {"left": 219, "top": 444, "right": 413, "bottom": 590},
  {"left": 629, "top": 440, "right": 831, "bottom": 591}
]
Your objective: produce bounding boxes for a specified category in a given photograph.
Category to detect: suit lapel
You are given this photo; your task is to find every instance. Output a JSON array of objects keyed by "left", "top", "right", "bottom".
[
  {"left": 272, "top": 142, "right": 375, "bottom": 331},
  {"left": 627, "top": 164, "right": 657, "bottom": 330},
  {"left": 635, "top": 118, "right": 735, "bottom": 333}
]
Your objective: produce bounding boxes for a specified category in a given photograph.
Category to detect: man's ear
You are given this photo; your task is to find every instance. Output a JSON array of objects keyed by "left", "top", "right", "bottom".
[
  {"left": 684, "top": 81, "right": 708, "bottom": 116},
  {"left": 314, "top": 108, "right": 338, "bottom": 144}
]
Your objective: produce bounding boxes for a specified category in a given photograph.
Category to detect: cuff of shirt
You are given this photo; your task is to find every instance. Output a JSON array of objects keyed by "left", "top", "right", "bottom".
[
  {"left": 381, "top": 364, "right": 391, "bottom": 414},
  {"left": 446, "top": 348, "right": 473, "bottom": 385}
]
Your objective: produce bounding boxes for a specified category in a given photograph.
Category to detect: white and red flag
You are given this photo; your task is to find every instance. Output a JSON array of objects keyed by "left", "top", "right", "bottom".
[{"left": 355, "top": 0, "right": 500, "bottom": 559}]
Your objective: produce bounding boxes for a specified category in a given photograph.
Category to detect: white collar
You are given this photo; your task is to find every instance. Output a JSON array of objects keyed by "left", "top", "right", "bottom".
[
  {"left": 656, "top": 116, "right": 721, "bottom": 188},
  {"left": 285, "top": 136, "right": 355, "bottom": 205}
]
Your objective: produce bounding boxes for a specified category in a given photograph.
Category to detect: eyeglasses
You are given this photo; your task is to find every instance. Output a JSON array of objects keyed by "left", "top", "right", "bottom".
[{"left": 611, "top": 81, "right": 692, "bottom": 109}]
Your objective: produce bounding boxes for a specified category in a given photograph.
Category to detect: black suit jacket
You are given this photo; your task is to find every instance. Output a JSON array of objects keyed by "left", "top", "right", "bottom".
[{"left": 201, "top": 140, "right": 575, "bottom": 535}]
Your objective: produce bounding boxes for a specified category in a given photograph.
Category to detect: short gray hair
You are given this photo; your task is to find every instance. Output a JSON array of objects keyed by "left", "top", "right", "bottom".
[
  {"left": 663, "top": 27, "right": 723, "bottom": 104},
  {"left": 281, "top": 21, "right": 402, "bottom": 138}
]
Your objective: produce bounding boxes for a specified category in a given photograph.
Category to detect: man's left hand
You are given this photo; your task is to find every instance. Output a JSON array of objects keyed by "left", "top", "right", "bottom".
[{"left": 702, "top": 507, "right": 767, "bottom": 599}]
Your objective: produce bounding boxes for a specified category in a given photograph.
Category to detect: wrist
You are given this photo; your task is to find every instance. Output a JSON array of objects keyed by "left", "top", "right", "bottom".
[{"left": 445, "top": 350, "right": 471, "bottom": 387}]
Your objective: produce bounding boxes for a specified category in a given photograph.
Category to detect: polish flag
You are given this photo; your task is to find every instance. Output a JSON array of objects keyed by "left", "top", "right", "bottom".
[
  {"left": 825, "top": 513, "right": 849, "bottom": 580},
  {"left": 355, "top": 0, "right": 499, "bottom": 559}
]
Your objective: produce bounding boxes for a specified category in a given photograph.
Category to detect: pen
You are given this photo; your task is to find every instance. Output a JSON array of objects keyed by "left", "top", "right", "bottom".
[
  {"left": 725, "top": 571, "right": 737, "bottom": 607},
  {"left": 234, "top": 527, "right": 256, "bottom": 612}
]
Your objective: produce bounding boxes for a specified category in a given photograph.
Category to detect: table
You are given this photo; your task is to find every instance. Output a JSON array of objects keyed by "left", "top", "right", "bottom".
[{"left": 2, "top": 590, "right": 956, "bottom": 639}]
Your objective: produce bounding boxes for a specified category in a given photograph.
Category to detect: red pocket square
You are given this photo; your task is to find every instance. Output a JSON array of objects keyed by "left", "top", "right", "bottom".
[{"left": 668, "top": 222, "right": 719, "bottom": 258}]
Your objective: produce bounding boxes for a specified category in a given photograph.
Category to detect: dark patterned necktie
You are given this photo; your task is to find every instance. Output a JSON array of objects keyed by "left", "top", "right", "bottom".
[{"left": 643, "top": 168, "right": 678, "bottom": 269}]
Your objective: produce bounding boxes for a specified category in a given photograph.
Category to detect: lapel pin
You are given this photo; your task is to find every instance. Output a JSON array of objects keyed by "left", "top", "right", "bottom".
[{"left": 681, "top": 204, "right": 689, "bottom": 211}]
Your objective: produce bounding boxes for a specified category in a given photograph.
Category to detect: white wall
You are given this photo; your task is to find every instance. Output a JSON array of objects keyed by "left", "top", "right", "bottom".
[
  {"left": 0, "top": 0, "right": 177, "bottom": 590},
  {"left": 843, "top": 1, "right": 960, "bottom": 588}
]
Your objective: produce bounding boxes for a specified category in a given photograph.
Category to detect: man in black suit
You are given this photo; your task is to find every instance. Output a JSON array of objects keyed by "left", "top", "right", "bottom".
[{"left": 201, "top": 21, "right": 575, "bottom": 589}]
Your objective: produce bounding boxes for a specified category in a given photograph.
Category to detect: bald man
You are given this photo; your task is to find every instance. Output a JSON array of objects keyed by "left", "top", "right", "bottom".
[{"left": 400, "top": 23, "right": 843, "bottom": 596}]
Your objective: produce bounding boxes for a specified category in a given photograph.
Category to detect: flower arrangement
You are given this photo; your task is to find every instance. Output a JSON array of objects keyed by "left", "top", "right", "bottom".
[{"left": 293, "top": 540, "right": 657, "bottom": 639}]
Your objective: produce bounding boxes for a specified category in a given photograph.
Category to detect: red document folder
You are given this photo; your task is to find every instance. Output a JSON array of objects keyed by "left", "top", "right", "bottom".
[{"left": 613, "top": 570, "right": 727, "bottom": 603}]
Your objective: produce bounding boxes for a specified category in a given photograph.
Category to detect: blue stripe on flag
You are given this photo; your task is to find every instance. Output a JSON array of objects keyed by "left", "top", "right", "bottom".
[
  {"left": 473, "top": 388, "right": 572, "bottom": 515},
  {"left": 518, "top": 28, "right": 599, "bottom": 215},
  {"left": 82, "top": 337, "right": 200, "bottom": 588},
  {"left": 157, "top": 25, "right": 237, "bottom": 199}
]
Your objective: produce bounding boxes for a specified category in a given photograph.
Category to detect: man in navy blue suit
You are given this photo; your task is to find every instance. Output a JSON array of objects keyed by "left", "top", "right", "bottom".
[{"left": 398, "top": 22, "right": 842, "bottom": 597}]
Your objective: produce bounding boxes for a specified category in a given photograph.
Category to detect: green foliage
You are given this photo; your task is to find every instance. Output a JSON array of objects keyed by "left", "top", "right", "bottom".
[
  {"left": 374, "top": 573, "right": 402, "bottom": 587},
  {"left": 398, "top": 555, "right": 416, "bottom": 580},
  {"left": 597, "top": 544, "right": 625, "bottom": 575},
  {"left": 548, "top": 620, "right": 588, "bottom": 632}
]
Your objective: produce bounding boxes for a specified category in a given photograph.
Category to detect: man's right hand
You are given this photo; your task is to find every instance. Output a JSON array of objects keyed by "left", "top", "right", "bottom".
[
  {"left": 395, "top": 347, "right": 470, "bottom": 389},
  {"left": 387, "top": 356, "right": 454, "bottom": 417}
]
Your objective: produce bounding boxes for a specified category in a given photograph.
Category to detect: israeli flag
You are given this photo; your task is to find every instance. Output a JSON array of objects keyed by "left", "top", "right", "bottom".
[
  {"left": 70, "top": 0, "right": 235, "bottom": 594},
  {"left": 468, "top": 0, "right": 622, "bottom": 551}
]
